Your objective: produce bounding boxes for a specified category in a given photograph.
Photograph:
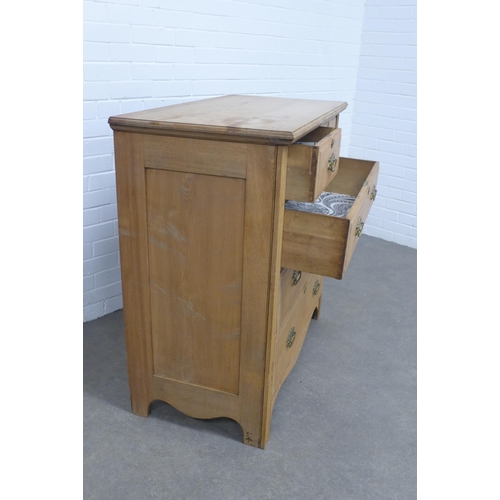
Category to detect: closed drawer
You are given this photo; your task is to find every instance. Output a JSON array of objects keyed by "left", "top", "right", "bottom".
[
  {"left": 281, "top": 157, "right": 379, "bottom": 280},
  {"left": 278, "top": 268, "right": 310, "bottom": 330},
  {"left": 274, "top": 273, "right": 323, "bottom": 395},
  {"left": 286, "top": 127, "right": 342, "bottom": 202}
]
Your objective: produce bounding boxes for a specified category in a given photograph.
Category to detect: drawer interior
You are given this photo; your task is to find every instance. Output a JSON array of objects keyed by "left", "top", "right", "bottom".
[
  {"left": 295, "top": 126, "right": 336, "bottom": 145},
  {"left": 324, "top": 156, "right": 376, "bottom": 198}
]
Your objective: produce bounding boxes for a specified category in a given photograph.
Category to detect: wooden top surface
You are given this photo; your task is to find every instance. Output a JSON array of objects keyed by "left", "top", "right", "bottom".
[{"left": 108, "top": 95, "right": 347, "bottom": 144}]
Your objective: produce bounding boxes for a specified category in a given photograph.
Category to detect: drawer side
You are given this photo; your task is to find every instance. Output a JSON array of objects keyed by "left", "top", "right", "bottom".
[{"left": 285, "top": 127, "right": 341, "bottom": 202}]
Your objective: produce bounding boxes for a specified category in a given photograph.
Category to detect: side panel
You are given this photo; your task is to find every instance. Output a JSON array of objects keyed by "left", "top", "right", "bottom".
[
  {"left": 147, "top": 169, "right": 245, "bottom": 395},
  {"left": 115, "top": 132, "right": 284, "bottom": 448}
]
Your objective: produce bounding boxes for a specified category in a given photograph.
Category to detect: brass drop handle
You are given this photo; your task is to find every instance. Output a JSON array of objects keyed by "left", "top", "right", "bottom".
[
  {"left": 328, "top": 152, "right": 337, "bottom": 172},
  {"left": 286, "top": 327, "right": 296, "bottom": 348},
  {"left": 370, "top": 188, "right": 378, "bottom": 201},
  {"left": 312, "top": 280, "right": 320, "bottom": 296},
  {"left": 355, "top": 218, "right": 364, "bottom": 237},
  {"left": 292, "top": 270, "right": 301, "bottom": 286}
]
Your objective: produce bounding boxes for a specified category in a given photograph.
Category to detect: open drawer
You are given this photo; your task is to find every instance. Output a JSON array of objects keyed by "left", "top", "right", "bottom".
[
  {"left": 285, "top": 127, "right": 342, "bottom": 202},
  {"left": 281, "top": 157, "right": 379, "bottom": 280}
]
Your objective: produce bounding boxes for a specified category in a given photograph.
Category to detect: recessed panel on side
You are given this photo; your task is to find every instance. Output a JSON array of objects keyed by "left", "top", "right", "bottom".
[{"left": 146, "top": 169, "right": 245, "bottom": 395}]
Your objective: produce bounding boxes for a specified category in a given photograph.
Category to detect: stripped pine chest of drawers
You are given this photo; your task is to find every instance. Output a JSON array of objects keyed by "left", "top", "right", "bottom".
[{"left": 108, "top": 95, "right": 378, "bottom": 448}]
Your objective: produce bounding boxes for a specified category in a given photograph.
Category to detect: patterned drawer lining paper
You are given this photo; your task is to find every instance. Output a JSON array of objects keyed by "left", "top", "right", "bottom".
[{"left": 285, "top": 192, "right": 356, "bottom": 217}]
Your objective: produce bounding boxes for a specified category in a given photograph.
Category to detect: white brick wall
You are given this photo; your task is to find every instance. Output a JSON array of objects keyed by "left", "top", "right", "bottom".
[
  {"left": 83, "top": 0, "right": 417, "bottom": 322},
  {"left": 349, "top": 0, "right": 417, "bottom": 248}
]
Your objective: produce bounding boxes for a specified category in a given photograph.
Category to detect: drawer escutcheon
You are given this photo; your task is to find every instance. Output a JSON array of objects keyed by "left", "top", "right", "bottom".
[
  {"left": 355, "top": 217, "right": 364, "bottom": 237},
  {"left": 328, "top": 152, "right": 338, "bottom": 172},
  {"left": 286, "top": 327, "right": 296, "bottom": 348},
  {"left": 292, "top": 270, "right": 302, "bottom": 286}
]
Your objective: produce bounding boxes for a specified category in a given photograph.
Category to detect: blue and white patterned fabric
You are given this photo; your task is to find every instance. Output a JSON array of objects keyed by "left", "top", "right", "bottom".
[{"left": 285, "top": 192, "right": 356, "bottom": 218}]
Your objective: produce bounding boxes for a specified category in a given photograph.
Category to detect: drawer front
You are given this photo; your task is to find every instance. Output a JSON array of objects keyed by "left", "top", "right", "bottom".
[
  {"left": 286, "top": 127, "right": 342, "bottom": 202},
  {"left": 278, "top": 268, "right": 310, "bottom": 330},
  {"left": 273, "top": 274, "right": 323, "bottom": 395},
  {"left": 281, "top": 157, "right": 379, "bottom": 280}
]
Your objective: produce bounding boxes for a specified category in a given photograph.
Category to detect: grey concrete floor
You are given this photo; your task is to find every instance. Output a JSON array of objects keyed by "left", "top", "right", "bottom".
[{"left": 83, "top": 235, "right": 416, "bottom": 500}]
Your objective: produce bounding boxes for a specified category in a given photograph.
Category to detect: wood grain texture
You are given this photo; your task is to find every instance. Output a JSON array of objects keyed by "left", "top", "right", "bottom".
[
  {"left": 324, "top": 156, "right": 377, "bottom": 196},
  {"left": 341, "top": 161, "right": 380, "bottom": 273},
  {"left": 146, "top": 169, "right": 245, "bottom": 395},
  {"left": 237, "top": 144, "right": 280, "bottom": 448},
  {"left": 313, "top": 127, "right": 342, "bottom": 200},
  {"left": 282, "top": 210, "right": 350, "bottom": 279},
  {"left": 108, "top": 95, "right": 347, "bottom": 145},
  {"left": 285, "top": 142, "right": 317, "bottom": 200},
  {"left": 260, "top": 145, "right": 288, "bottom": 448},
  {"left": 113, "top": 132, "right": 154, "bottom": 417},
  {"left": 120, "top": 140, "right": 285, "bottom": 448},
  {"left": 144, "top": 134, "right": 248, "bottom": 178},
  {"left": 152, "top": 375, "right": 240, "bottom": 420}
]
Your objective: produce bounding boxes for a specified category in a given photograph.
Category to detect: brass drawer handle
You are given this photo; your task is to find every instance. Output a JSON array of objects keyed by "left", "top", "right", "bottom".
[
  {"left": 328, "top": 152, "right": 337, "bottom": 172},
  {"left": 355, "top": 218, "right": 364, "bottom": 237},
  {"left": 370, "top": 188, "right": 378, "bottom": 201},
  {"left": 292, "top": 270, "right": 302, "bottom": 286},
  {"left": 286, "top": 327, "right": 296, "bottom": 348},
  {"left": 312, "top": 280, "right": 320, "bottom": 296}
]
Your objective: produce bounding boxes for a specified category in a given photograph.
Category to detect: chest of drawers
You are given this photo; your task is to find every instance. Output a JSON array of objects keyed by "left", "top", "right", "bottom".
[{"left": 108, "top": 95, "right": 378, "bottom": 448}]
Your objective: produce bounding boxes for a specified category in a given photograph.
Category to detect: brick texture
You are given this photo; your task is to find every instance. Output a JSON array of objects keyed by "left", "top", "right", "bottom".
[{"left": 349, "top": 0, "right": 417, "bottom": 248}]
